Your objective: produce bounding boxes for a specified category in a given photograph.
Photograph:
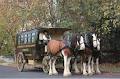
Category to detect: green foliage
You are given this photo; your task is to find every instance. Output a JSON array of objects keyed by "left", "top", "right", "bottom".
[
  {"left": 0, "top": 0, "right": 120, "bottom": 55},
  {"left": 0, "top": 27, "right": 14, "bottom": 56},
  {"left": 59, "top": 20, "right": 74, "bottom": 28}
]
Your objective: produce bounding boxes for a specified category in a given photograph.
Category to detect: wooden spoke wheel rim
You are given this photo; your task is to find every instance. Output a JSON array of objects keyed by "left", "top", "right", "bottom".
[
  {"left": 42, "top": 56, "right": 50, "bottom": 73},
  {"left": 17, "top": 52, "right": 25, "bottom": 72}
]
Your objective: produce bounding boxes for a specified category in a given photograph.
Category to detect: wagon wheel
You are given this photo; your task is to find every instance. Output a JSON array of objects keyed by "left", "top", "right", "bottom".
[
  {"left": 16, "top": 52, "right": 26, "bottom": 72},
  {"left": 42, "top": 56, "right": 50, "bottom": 73}
]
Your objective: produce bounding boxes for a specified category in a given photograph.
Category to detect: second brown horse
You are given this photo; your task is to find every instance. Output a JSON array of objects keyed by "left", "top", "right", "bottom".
[{"left": 47, "top": 39, "right": 72, "bottom": 76}]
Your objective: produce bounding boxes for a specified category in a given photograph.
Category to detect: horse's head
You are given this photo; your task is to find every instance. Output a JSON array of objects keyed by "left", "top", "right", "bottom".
[
  {"left": 42, "top": 32, "right": 51, "bottom": 44},
  {"left": 92, "top": 33, "right": 101, "bottom": 50},
  {"left": 92, "top": 33, "right": 98, "bottom": 48},
  {"left": 76, "top": 34, "right": 85, "bottom": 50}
]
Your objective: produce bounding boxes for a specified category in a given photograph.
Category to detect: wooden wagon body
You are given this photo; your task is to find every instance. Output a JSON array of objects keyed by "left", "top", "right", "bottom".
[{"left": 15, "top": 27, "right": 71, "bottom": 72}]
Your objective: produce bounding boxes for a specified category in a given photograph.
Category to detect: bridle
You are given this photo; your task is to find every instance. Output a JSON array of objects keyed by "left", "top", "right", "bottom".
[{"left": 93, "top": 39, "right": 97, "bottom": 42}]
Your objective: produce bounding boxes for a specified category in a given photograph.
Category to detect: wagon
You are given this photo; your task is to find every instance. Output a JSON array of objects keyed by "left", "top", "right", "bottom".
[{"left": 15, "top": 27, "right": 71, "bottom": 73}]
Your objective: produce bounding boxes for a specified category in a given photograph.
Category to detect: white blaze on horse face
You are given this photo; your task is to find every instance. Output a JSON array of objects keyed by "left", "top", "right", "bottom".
[
  {"left": 43, "top": 34, "right": 48, "bottom": 40},
  {"left": 80, "top": 36, "right": 85, "bottom": 50},
  {"left": 77, "top": 41, "right": 79, "bottom": 46},
  {"left": 92, "top": 34, "right": 97, "bottom": 47},
  {"left": 97, "top": 38, "right": 100, "bottom": 50}
]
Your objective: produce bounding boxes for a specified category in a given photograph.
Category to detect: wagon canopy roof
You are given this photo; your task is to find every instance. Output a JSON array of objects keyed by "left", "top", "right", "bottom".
[{"left": 17, "top": 27, "right": 71, "bottom": 35}]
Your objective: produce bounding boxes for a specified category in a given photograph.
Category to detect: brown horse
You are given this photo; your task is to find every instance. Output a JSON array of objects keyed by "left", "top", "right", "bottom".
[
  {"left": 69, "top": 33, "right": 85, "bottom": 74},
  {"left": 47, "top": 40, "right": 72, "bottom": 76}
]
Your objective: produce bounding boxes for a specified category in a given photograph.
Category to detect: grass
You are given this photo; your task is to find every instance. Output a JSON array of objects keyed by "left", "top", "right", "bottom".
[
  {"left": 100, "top": 63, "right": 120, "bottom": 73},
  {"left": 0, "top": 59, "right": 16, "bottom": 67},
  {"left": 0, "top": 60, "right": 6, "bottom": 63},
  {"left": 55, "top": 63, "right": 120, "bottom": 73}
]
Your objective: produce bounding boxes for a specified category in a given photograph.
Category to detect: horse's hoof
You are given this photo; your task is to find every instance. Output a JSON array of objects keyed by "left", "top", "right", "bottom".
[
  {"left": 96, "top": 71, "right": 101, "bottom": 74},
  {"left": 68, "top": 72, "right": 71, "bottom": 76},
  {"left": 63, "top": 73, "right": 68, "bottom": 77},
  {"left": 49, "top": 73, "right": 53, "bottom": 76},
  {"left": 75, "top": 71, "right": 80, "bottom": 74},
  {"left": 83, "top": 73, "right": 88, "bottom": 76},
  {"left": 92, "top": 71, "right": 95, "bottom": 74},
  {"left": 63, "top": 74, "right": 69, "bottom": 77},
  {"left": 88, "top": 73, "right": 93, "bottom": 76},
  {"left": 53, "top": 72, "right": 58, "bottom": 75},
  {"left": 63, "top": 73, "right": 71, "bottom": 77}
]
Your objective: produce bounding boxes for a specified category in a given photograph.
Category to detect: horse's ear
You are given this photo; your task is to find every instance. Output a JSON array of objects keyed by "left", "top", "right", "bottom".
[
  {"left": 92, "top": 33, "right": 94, "bottom": 37},
  {"left": 80, "top": 35, "right": 83, "bottom": 39},
  {"left": 96, "top": 34, "right": 97, "bottom": 37},
  {"left": 92, "top": 34, "right": 93, "bottom": 36}
]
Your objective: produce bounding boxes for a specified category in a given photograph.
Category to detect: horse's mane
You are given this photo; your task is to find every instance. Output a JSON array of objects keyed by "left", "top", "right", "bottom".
[
  {"left": 82, "top": 32, "right": 93, "bottom": 48},
  {"left": 70, "top": 33, "right": 79, "bottom": 47}
]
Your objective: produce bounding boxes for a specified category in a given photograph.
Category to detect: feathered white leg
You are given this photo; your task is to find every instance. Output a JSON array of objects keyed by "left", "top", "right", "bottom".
[
  {"left": 49, "top": 59, "right": 53, "bottom": 75},
  {"left": 62, "top": 50, "right": 69, "bottom": 76},
  {"left": 96, "top": 58, "right": 101, "bottom": 74},
  {"left": 83, "top": 62, "right": 87, "bottom": 75},
  {"left": 74, "top": 59, "right": 80, "bottom": 73},
  {"left": 80, "top": 59, "right": 83, "bottom": 73},
  {"left": 88, "top": 56, "right": 92, "bottom": 75},
  {"left": 66, "top": 57, "right": 71, "bottom": 75},
  {"left": 91, "top": 58, "right": 95, "bottom": 74},
  {"left": 52, "top": 58, "right": 58, "bottom": 75}
]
